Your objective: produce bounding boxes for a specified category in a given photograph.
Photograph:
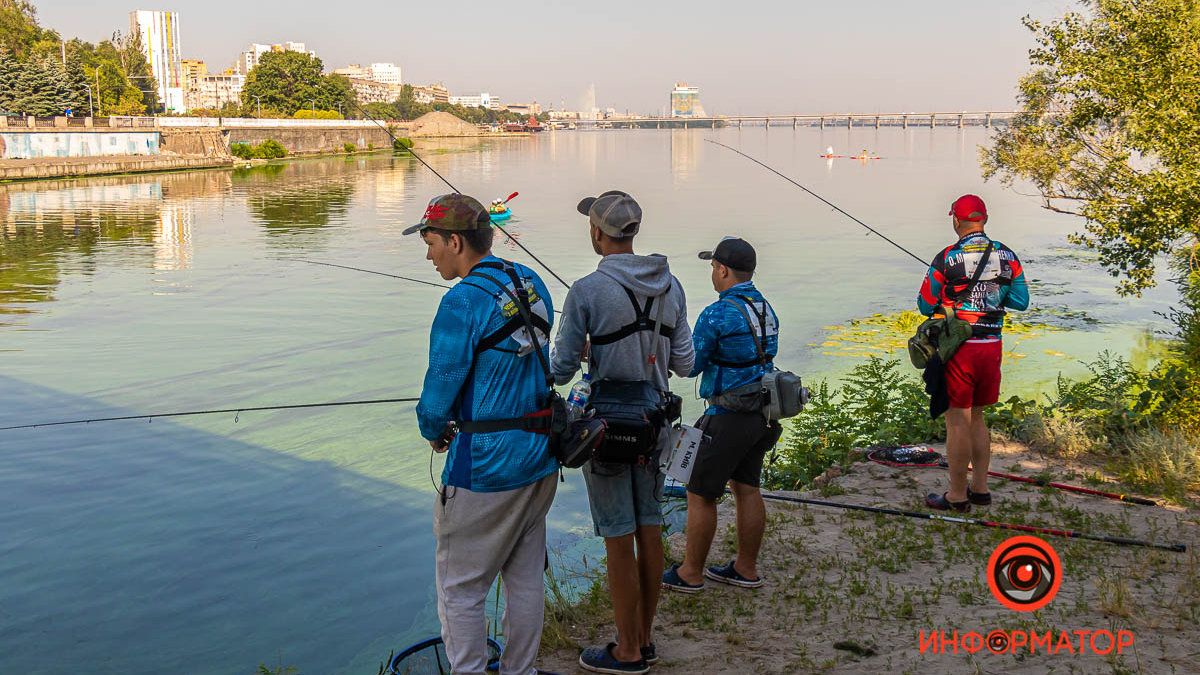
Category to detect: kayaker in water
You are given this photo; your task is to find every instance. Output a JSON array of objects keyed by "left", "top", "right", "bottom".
[{"left": 490, "top": 198, "right": 508, "bottom": 214}]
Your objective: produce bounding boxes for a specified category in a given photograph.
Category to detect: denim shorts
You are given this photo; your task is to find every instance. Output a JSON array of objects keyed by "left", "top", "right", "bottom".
[{"left": 581, "top": 458, "right": 666, "bottom": 538}]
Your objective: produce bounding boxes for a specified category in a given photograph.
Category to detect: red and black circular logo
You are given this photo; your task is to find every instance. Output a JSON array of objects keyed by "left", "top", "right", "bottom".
[{"left": 987, "top": 535, "right": 1062, "bottom": 611}]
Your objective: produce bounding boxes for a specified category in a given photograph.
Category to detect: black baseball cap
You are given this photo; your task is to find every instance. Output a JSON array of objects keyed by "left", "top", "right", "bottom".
[{"left": 698, "top": 237, "right": 756, "bottom": 273}]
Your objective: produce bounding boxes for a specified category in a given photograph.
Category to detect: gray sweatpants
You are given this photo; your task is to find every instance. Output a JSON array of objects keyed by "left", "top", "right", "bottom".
[{"left": 434, "top": 473, "right": 558, "bottom": 675}]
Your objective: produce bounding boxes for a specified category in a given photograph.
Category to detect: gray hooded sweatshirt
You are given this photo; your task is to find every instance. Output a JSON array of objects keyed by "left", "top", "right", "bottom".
[{"left": 551, "top": 253, "right": 695, "bottom": 390}]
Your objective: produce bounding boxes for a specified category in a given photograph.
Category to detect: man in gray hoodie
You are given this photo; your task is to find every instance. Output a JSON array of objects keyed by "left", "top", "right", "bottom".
[{"left": 552, "top": 190, "right": 695, "bottom": 674}]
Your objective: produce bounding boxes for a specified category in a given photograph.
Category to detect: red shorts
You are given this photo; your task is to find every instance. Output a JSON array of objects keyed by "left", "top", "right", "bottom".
[{"left": 945, "top": 340, "right": 1003, "bottom": 409}]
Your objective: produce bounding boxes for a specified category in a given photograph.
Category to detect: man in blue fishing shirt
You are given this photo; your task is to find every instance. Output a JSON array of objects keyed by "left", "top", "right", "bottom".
[
  {"left": 406, "top": 193, "right": 559, "bottom": 675},
  {"left": 663, "top": 237, "right": 782, "bottom": 593}
]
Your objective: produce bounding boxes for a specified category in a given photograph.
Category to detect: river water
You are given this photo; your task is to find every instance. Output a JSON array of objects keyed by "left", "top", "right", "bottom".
[{"left": 0, "top": 128, "right": 1174, "bottom": 674}]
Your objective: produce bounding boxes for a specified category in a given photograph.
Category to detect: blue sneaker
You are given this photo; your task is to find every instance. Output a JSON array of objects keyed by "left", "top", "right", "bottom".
[
  {"left": 704, "top": 560, "right": 764, "bottom": 589},
  {"left": 579, "top": 643, "right": 649, "bottom": 674},
  {"left": 661, "top": 563, "right": 704, "bottom": 594}
]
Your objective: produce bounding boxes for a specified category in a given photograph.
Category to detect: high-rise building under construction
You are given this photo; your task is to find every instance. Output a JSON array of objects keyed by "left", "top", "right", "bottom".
[{"left": 130, "top": 10, "right": 185, "bottom": 113}]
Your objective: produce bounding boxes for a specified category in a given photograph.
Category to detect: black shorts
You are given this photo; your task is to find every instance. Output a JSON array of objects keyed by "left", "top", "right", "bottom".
[{"left": 687, "top": 412, "right": 783, "bottom": 500}]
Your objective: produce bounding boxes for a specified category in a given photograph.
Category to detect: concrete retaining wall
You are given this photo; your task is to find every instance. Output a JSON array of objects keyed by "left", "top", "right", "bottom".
[
  {"left": 0, "top": 155, "right": 229, "bottom": 181},
  {"left": 0, "top": 131, "right": 160, "bottom": 159},
  {"left": 160, "top": 129, "right": 230, "bottom": 159},
  {"left": 228, "top": 127, "right": 396, "bottom": 155}
]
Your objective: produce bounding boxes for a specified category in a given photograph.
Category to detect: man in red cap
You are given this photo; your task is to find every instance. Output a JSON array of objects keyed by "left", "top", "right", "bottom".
[{"left": 917, "top": 194, "right": 1029, "bottom": 511}]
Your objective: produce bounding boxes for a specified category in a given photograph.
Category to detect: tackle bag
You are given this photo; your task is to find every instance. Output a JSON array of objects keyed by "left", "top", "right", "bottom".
[
  {"left": 589, "top": 379, "right": 668, "bottom": 464},
  {"left": 709, "top": 295, "right": 809, "bottom": 421}
]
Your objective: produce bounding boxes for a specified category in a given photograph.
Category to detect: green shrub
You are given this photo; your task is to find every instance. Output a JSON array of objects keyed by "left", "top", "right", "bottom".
[
  {"left": 252, "top": 139, "right": 287, "bottom": 159},
  {"left": 766, "top": 357, "right": 943, "bottom": 490},
  {"left": 343, "top": 142, "right": 356, "bottom": 153},
  {"left": 232, "top": 139, "right": 286, "bottom": 160},
  {"left": 393, "top": 136, "right": 414, "bottom": 152}
]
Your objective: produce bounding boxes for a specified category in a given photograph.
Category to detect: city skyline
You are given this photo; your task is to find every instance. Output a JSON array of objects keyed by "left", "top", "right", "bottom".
[{"left": 38, "top": 1, "right": 1066, "bottom": 115}]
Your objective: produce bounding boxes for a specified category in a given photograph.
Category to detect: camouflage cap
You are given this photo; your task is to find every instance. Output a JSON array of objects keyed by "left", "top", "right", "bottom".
[{"left": 402, "top": 193, "right": 491, "bottom": 235}]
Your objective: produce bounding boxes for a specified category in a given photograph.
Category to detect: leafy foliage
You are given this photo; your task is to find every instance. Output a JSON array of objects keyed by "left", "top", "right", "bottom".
[
  {"left": 230, "top": 139, "right": 287, "bottom": 160},
  {"left": 0, "top": 3, "right": 158, "bottom": 117},
  {"left": 981, "top": 0, "right": 1200, "bottom": 297},
  {"left": 241, "top": 51, "right": 352, "bottom": 118},
  {"left": 292, "top": 109, "right": 343, "bottom": 120}
]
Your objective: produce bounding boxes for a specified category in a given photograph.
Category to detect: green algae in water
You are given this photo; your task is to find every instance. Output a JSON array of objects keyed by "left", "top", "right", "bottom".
[{"left": 815, "top": 309, "right": 1062, "bottom": 361}]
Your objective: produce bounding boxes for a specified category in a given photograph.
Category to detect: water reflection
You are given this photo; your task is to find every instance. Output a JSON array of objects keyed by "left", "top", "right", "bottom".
[
  {"left": 235, "top": 161, "right": 358, "bottom": 241},
  {"left": 0, "top": 172, "right": 244, "bottom": 319},
  {"left": 669, "top": 130, "right": 699, "bottom": 180}
]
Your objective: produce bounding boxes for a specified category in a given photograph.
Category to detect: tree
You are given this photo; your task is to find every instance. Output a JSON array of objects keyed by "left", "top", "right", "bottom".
[
  {"left": 0, "top": 0, "right": 51, "bottom": 59},
  {"left": 112, "top": 30, "right": 158, "bottom": 113},
  {"left": 242, "top": 50, "right": 353, "bottom": 117},
  {"left": 983, "top": 0, "right": 1200, "bottom": 430},
  {"left": 982, "top": 0, "right": 1200, "bottom": 297}
]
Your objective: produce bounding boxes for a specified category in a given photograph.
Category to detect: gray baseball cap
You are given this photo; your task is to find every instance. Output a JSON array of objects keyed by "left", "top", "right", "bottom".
[{"left": 577, "top": 190, "right": 642, "bottom": 239}]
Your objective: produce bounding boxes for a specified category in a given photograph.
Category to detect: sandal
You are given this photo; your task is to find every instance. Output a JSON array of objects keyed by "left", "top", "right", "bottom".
[
  {"left": 925, "top": 492, "right": 971, "bottom": 512},
  {"left": 661, "top": 563, "right": 704, "bottom": 594},
  {"left": 967, "top": 487, "right": 992, "bottom": 506},
  {"left": 704, "top": 560, "right": 764, "bottom": 588},
  {"left": 579, "top": 643, "right": 649, "bottom": 674}
]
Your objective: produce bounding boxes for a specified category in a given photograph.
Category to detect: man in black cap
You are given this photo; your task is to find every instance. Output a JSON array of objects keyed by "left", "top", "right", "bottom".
[
  {"left": 552, "top": 190, "right": 694, "bottom": 674},
  {"left": 662, "top": 237, "right": 782, "bottom": 594},
  {"left": 406, "top": 193, "right": 561, "bottom": 675}
]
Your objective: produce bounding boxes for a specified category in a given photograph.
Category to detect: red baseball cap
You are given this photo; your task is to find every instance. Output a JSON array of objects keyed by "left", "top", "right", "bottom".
[{"left": 949, "top": 194, "right": 988, "bottom": 222}]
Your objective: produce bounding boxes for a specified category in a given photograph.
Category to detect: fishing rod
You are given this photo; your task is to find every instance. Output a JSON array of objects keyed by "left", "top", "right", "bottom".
[
  {"left": 662, "top": 485, "right": 1186, "bottom": 553},
  {"left": 0, "top": 397, "right": 421, "bottom": 432},
  {"left": 868, "top": 447, "right": 1159, "bottom": 506},
  {"left": 704, "top": 139, "right": 928, "bottom": 267},
  {"left": 280, "top": 71, "right": 571, "bottom": 289},
  {"left": 955, "top": 463, "right": 1158, "bottom": 506},
  {"left": 293, "top": 259, "right": 451, "bottom": 289}
]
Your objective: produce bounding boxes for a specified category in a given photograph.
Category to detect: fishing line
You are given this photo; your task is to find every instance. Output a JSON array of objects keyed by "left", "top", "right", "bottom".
[
  {"left": 663, "top": 485, "right": 1186, "bottom": 553},
  {"left": 704, "top": 139, "right": 928, "bottom": 267},
  {"left": 293, "top": 259, "right": 451, "bottom": 289},
  {"left": 278, "top": 70, "right": 572, "bottom": 289},
  {"left": 0, "top": 397, "right": 421, "bottom": 431}
]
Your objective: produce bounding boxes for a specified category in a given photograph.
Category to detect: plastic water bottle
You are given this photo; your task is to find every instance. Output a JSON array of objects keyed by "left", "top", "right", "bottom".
[{"left": 566, "top": 373, "right": 593, "bottom": 421}]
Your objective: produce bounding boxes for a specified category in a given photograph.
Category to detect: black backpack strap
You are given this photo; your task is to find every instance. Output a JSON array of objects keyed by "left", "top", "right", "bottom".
[
  {"left": 589, "top": 284, "right": 676, "bottom": 346},
  {"left": 462, "top": 264, "right": 553, "bottom": 359},
  {"left": 711, "top": 295, "right": 771, "bottom": 368},
  {"left": 953, "top": 241, "right": 994, "bottom": 303},
  {"left": 463, "top": 264, "right": 554, "bottom": 388}
]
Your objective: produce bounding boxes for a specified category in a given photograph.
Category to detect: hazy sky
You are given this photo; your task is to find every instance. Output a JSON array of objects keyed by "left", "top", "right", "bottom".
[{"left": 36, "top": 0, "right": 1073, "bottom": 114}]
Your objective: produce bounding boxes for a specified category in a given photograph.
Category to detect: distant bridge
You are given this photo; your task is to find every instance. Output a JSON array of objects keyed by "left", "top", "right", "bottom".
[{"left": 570, "top": 111, "right": 1023, "bottom": 130}]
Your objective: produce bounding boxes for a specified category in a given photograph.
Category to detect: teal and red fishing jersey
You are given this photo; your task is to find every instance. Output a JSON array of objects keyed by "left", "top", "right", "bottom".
[{"left": 917, "top": 232, "right": 1029, "bottom": 339}]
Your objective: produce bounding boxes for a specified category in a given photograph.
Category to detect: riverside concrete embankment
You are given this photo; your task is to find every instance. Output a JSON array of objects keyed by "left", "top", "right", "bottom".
[{"left": 0, "top": 112, "right": 503, "bottom": 181}]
